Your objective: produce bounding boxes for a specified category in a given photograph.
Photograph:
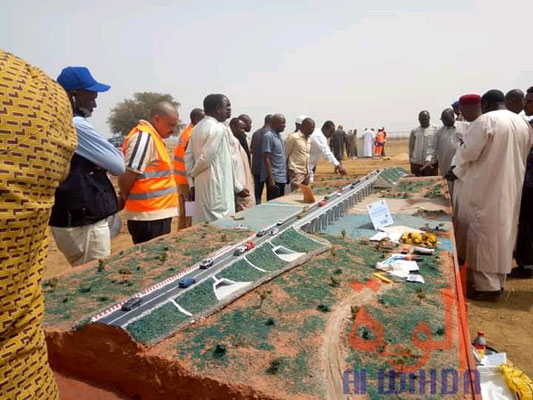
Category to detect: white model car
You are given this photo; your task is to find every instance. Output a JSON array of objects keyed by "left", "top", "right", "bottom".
[{"left": 200, "top": 258, "right": 214, "bottom": 269}]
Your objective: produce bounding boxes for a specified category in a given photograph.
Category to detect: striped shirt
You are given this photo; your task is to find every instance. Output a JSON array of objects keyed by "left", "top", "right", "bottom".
[
  {"left": 124, "top": 122, "right": 157, "bottom": 173},
  {"left": 123, "top": 120, "right": 177, "bottom": 221}
]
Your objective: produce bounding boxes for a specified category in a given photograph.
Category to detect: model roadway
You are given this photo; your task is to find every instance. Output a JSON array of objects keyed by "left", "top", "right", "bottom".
[{"left": 95, "top": 170, "right": 382, "bottom": 328}]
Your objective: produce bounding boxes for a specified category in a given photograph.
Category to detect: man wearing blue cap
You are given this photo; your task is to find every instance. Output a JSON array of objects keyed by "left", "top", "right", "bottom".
[
  {"left": 452, "top": 100, "right": 464, "bottom": 121},
  {"left": 50, "top": 66, "right": 125, "bottom": 266}
]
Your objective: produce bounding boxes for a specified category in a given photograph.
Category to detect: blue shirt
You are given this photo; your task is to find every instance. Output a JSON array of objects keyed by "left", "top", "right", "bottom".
[
  {"left": 250, "top": 126, "right": 267, "bottom": 176},
  {"left": 260, "top": 128, "right": 287, "bottom": 183},
  {"left": 73, "top": 116, "right": 125, "bottom": 176}
]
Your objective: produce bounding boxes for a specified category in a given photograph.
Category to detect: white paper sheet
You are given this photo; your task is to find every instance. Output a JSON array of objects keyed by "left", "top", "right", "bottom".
[
  {"left": 482, "top": 353, "right": 507, "bottom": 366},
  {"left": 478, "top": 365, "right": 516, "bottom": 400},
  {"left": 185, "top": 201, "right": 196, "bottom": 216},
  {"left": 367, "top": 200, "right": 394, "bottom": 230},
  {"left": 395, "top": 260, "right": 419, "bottom": 272},
  {"left": 377, "top": 259, "right": 420, "bottom": 279},
  {"left": 370, "top": 232, "right": 389, "bottom": 241},
  {"left": 407, "top": 274, "right": 425, "bottom": 284}
]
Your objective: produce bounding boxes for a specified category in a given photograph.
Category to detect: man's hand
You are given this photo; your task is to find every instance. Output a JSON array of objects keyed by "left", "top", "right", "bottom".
[
  {"left": 185, "top": 187, "right": 195, "bottom": 202},
  {"left": 237, "top": 188, "right": 250, "bottom": 198},
  {"left": 420, "top": 161, "right": 432, "bottom": 171},
  {"left": 444, "top": 168, "right": 458, "bottom": 181},
  {"left": 267, "top": 177, "right": 276, "bottom": 190},
  {"left": 336, "top": 165, "right": 347, "bottom": 175}
]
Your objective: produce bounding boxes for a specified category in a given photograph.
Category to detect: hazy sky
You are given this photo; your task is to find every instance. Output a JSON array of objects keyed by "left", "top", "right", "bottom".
[{"left": 3, "top": 0, "right": 532, "bottom": 137}]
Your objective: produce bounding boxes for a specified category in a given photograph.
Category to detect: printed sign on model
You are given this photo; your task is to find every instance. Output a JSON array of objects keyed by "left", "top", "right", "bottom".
[{"left": 367, "top": 200, "right": 394, "bottom": 230}]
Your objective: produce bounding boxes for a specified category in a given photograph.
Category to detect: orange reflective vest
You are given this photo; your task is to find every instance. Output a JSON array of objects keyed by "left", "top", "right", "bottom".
[
  {"left": 173, "top": 123, "right": 193, "bottom": 185},
  {"left": 122, "top": 121, "right": 178, "bottom": 214}
]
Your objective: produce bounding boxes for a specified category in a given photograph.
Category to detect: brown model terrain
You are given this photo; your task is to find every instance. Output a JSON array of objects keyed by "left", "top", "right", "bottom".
[{"left": 43, "top": 140, "right": 532, "bottom": 398}]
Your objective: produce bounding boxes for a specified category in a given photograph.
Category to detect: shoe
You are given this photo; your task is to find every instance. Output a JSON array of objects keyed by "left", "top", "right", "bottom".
[
  {"left": 507, "top": 266, "right": 533, "bottom": 279},
  {"left": 466, "top": 288, "right": 502, "bottom": 302}
]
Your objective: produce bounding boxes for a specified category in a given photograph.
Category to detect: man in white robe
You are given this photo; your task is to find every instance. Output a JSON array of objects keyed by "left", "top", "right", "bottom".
[
  {"left": 362, "top": 128, "right": 374, "bottom": 157},
  {"left": 452, "top": 90, "right": 533, "bottom": 300},
  {"left": 185, "top": 94, "right": 246, "bottom": 224},
  {"left": 229, "top": 117, "right": 255, "bottom": 211},
  {"left": 309, "top": 120, "right": 347, "bottom": 182},
  {"left": 449, "top": 94, "right": 482, "bottom": 207},
  {"left": 509, "top": 87, "right": 533, "bottom": 278}
]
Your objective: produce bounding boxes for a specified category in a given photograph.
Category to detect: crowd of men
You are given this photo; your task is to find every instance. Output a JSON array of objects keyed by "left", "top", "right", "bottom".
[
  {"left": 2, "top": 50, "right": 533, "bottom": 399},
  {"left": 407, "top": 89, "right": 533, "bottom": 301},
  {"left": 42, "top": 67, "right": 357, "bottom": 268},
  {"left": 327, "top": 126, "right": 389, "bottom": 159}
]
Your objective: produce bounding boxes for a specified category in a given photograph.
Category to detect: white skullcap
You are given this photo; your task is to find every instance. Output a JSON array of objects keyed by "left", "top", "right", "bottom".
[{"left": 295, "top": 115, "right": 308, "bottom": 124}]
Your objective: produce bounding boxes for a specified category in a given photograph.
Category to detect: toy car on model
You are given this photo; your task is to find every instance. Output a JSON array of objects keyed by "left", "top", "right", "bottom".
[
  {"left": 234, "top": 245, "right": 246, "bottom": 256},
  {"left": 269, "top": 228, "right": 279, "bottom": 235},
  {"left": 178, "top": 278, "right": 196, "bottom": 288},
  {"left": 277, "top": 219, "right": 284, "bottom": 226},
  {"left": 245, "top": 241, "right": 255, "bottom": 250},
  {"left": 121, "top": 297, "right": 142, "bottom": 312},
  {"left": 256, "top": 229, "right": 268, "bottom": 237},
  {"left": 200, "top": 258, "right": 214, "bottom": 269},
  {"left": 318, "top": 199, "right": 327, "bottom": 207}
]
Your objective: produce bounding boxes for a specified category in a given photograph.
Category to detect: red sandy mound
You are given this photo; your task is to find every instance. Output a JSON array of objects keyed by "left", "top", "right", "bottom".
[{"left": 47, "top": 323, "right": 279, "bottom": 400}]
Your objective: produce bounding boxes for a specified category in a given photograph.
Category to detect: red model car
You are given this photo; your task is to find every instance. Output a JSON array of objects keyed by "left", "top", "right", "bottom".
[
  {"left": 245, "top": 241, "right": 255, "bottom": 250},
  {"left": 318, "top": 199, "right": 327, "bottom": 207}
]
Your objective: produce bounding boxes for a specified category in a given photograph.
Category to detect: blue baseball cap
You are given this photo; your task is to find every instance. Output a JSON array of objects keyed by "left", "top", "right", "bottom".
[{"left": 57, "top": 66, "right": 110, "bottom": 92}]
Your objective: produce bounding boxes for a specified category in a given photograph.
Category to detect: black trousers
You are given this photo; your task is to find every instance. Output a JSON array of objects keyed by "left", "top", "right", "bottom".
[
  {"left": 266, "top": 181, "right": 285, "bottom": 201},
  {"left": 516, "top": 185, "right": 533, "bottom": 268},
  {"left": 253, "top": 174, "right": 265, "bottom": 205},
  {"left": 127, "top": 217, "right": 172, "bottom": 245}
]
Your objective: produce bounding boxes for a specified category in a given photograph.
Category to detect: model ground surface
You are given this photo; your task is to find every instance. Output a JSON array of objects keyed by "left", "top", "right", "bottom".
[
  {"left": 43, "top": 225, "right": 253, "bottom": 330},
  {"left": 43, "top": 140, "right": 532, "bottom": 397},
  {"left": 43, "top": 166, "right": 477, "bottom": 399}
]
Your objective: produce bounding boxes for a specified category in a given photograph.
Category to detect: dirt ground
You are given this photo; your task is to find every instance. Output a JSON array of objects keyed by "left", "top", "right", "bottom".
[{"left": 45, "top": 139, "right": 533, "bottom": 397}]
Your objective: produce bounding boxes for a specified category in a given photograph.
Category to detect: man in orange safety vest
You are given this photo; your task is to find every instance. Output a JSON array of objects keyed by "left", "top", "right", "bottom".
[{"left": 119, "top": 102, "right": 179, "bottom": 244}]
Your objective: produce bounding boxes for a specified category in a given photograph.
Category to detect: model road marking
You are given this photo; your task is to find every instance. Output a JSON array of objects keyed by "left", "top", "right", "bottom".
[
  {"left": 170, "top": 299, "right": 192, "bottom": 316},
  {"left": 109, "top": 251, "right": 257, "bottom": 326},
  {"left": 243, "top": 257, "right": 267, "bottom": 272},
  {"left": 96, "top": 169, "right": 384, "bottom": 327}
]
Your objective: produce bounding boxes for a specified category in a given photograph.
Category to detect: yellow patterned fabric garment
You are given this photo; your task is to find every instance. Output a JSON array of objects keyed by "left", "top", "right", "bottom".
[{"left": 0, "top": 51, "right": 77, "bottom": 399}]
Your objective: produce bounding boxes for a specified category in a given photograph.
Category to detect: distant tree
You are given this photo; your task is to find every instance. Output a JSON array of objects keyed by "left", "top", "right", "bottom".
[{"left": 107, "top": 92, "right": 182, "bottom": 136}]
